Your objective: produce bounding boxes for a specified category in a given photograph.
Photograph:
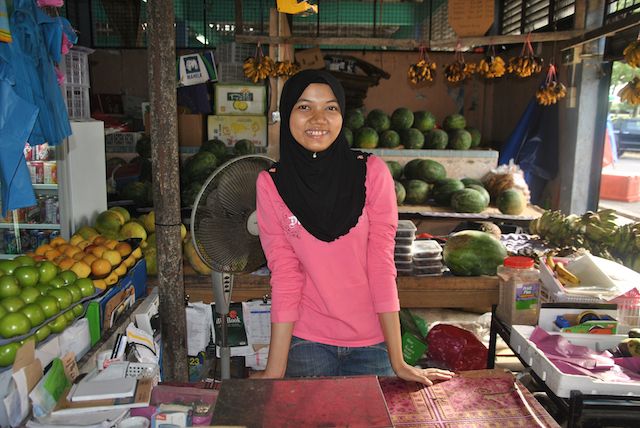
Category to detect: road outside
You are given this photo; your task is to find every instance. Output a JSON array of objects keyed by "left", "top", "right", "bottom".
[{"left": 599, "top": 152, "right": 640, "bottom": 222}]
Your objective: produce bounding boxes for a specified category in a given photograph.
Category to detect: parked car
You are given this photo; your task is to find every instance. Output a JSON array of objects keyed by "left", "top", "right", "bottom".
[{"left": 613, "top": 118, "right": 640, "bottom": 156}]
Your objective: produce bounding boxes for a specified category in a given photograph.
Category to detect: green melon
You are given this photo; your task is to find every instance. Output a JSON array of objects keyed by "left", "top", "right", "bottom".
[
  {"left": 365, "top": 109, "right": 391, "bottom": 133},
  {"left": 467, "top": 184, "right": 490, "bottom": 206},
  {"left": 432, "top": 179, "right": 465, "bottom": 206},
  {"left": 443, "top": 230, "right": 507, "bottom": 276},
  {"left": 451, "top": 188, "right": 488, "bottom": 213},
  {"left": 424, "top": 129, "right": 448, "bottom": 149},
  {"left": 394, "top": 181, "right": 406, "bottom": 205},
  {"left": 443, "top": 114, "right": 467, "bottom": 131},
  {"left": 401, "top": 128, "right": 425, "bottom": 149},
  {"left": 234, "top": 139, "right": 256, "bottom": 155},
  {"left": 413, "top": 111, "right": 436, "bottom": 132},
  {"left": 201, "top": 139, "right": 227, "bottom": 159},
  {"left": 386, "top": 161, "right": 403, "bottom": 180},
  {"left": 414, "top": 159, "right": 446, "bottom": 183},
  {"left": 345, "top": 109, "right": 365, "bottom": 130},
  {"left": 354, "top": 127, "right": 379, "bottom": 149},
  {"left": 497, "top": 188, "right": 526, "bottom": 215},
  {"left": 448, "top": 129, "right": 472, "bottom": 150},
  {"left": 391, "top": 108, "right": 414, "bottom": 130},
  {"left": 344, "top": 128, "right": 353, "bottom": 147},
  {"left": 403, "top": 159, "right": 424, "bottom": 179},
  {"left": 379, "top": 130, "right": 401, "bottom": 148},
  {"left": 466, "top": 127, "right": 481, "bottom": 148},
  {"left": 461, "top": 177, "right": 483, "bottom": 187},
  {"left": 403, "top": 180, "right": 430, "bottom": 205}
]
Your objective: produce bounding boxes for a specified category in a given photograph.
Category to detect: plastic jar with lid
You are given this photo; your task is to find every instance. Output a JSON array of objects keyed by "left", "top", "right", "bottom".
[{"left": 496, "top": 256, "right": 540, "bottom": 326}]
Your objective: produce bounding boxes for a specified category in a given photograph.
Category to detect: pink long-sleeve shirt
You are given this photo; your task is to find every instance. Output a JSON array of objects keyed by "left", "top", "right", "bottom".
[{"left": 256, "top": 155, "right": 400, "bottom": 347}]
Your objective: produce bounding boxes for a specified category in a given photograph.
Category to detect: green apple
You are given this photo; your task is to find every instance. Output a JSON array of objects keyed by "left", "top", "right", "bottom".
[
  {"left": 47, "top": 289, "right": 72, "bottom": 310},
  {"left": 65, "top": 284, "right": 82, "bottom": 303},
  {"left": 48, "top": 315, "right": 68, "bottom": 334},
  {"left": 20, "top": 287, "right": 41, "bottom": 304},
  {"left": 0, "top": 260, "right": 20, "bottom": 275},
  {"left": 0, "top": 342, "right": 19, "bottom": 367},
  {"left": 34, "top": 325, "right": 51, "bottom": 342},
  {"left": 48, "top": 276, "right": 65, "bottom": 289},
  {"left": 35, "top": 296, "right": 60, "bottom": 318},
  {"left": 36, "top": 283, "right": 51, "bottom": 295},
  {"left": 72, "top": 304, "right": 84, "bottom": 317},
  {"left": 58, "top": 270, "right": 78, "bottom": 286},
  {"left": 75, "top": 278, "right": 95, "bottom": 298},
  {"left": 63, "top": 310, "right": 76, "bottom": 323},
  {"left": 0, "top": 312, "right": 31, "bottom": 338},
  {"left": 14, "top": 255, "right": 35, "bottom": 266},
  {"left": 37, "top": 261, "right": 59, "bottom": 284},
  {"left": 13, "top": 266, "right": 39, "bottom": 288},
  {"left": 0, "top": 305, "right": 6, "bottom": 320},
  {"left": 19, "top": 303, "right": 46, "bottom": 328},
  {"left": 1, "top": 296, "right": 26, "bottom": 313},
  {"left": 0, "top": 275, "right": 21, "bottom": 299}
]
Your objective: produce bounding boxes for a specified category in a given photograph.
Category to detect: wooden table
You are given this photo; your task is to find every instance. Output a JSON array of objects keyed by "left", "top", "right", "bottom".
[{"left": 165, "top": 273, "right": 500, "bottom": 309}]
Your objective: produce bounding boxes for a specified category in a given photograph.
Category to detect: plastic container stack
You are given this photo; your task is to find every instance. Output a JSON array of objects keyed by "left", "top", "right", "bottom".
[
  {"left": 412, "top": 240, "right": 444, "bottom": 276},
  {"left": 395, "top": 220, "right": 416, "bottom": 276}
]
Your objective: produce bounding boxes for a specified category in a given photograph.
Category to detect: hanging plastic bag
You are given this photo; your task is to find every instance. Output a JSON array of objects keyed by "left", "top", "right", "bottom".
[{"left": 426, "top": 324, "right": 487, "bottom": 371}]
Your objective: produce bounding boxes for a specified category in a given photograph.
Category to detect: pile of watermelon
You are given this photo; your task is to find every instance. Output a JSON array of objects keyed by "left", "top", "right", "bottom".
[
  {"left": 346, "top": 109, "right": 482, "bottom": 151},
  {"left": 386, "top": 160, "right": 526, "bottom": 215}
]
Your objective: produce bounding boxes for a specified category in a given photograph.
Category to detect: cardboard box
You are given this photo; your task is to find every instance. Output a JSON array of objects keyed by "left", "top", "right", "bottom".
[
  {"left": 143, "top": 112, "right": 205, "bottom": 147},
  {"left": 207, "top": 115, "right": 267, "bottom": 147},
  {"left": 295, "top": 47, "right": 325, "bottom": 70},
  {"left": 215, "top": 83, "right": 267, "bottom": 115}
]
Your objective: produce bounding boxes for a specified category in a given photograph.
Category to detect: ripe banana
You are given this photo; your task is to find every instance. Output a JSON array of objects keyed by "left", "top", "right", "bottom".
[
  {"left": 618, "top": 76, "right": 640, "bottom": 106},
  {"left": 623, "top": 40, "right": 640, "bottom": 68},
  {"left": 508, "top": 55, "right": 543, "bottom": 78},
  {"left": 477, "top": 56, "right": 506, "bottom": 79},
  {"left": 546, "top": 253, "right": 556, "bottom": 271},
  {"left": 444, "top": 60, "right": 475, "bottom": 83},
  {"left": 243, "top": 55, "right": 275, "bottom": 83},
  {"left": 408, "top": 59, "right": 436, "bottom": 84},
  {"left": 555, "top": 263, "right": 580, "bottom": 286},
  {"left": 536, "top": 81, "right": 567, "bottom": 106}
]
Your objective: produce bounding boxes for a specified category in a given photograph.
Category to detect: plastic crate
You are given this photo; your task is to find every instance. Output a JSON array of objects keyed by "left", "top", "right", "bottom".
[
  {"left": 217, "top": 62, "right": 249, "bottom": 83},
  {"left": 215, "top": 43, "right": 255, "bottom": 64},
  {"left": 60, "top": 47, "right": 92, "bottom": 86},
  {"left": 62, "top": 84, "right": 90, "bottom": 119}
]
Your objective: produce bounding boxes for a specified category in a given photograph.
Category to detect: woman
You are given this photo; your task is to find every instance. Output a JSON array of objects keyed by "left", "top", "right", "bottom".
[{"left": 255, "top": 69, "right": 453, "bottom": 385}]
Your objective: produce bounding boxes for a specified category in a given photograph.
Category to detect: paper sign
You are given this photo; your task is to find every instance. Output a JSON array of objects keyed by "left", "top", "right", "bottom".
[{"left": 448, "top": 0, "right": 494, "bottom": 37}]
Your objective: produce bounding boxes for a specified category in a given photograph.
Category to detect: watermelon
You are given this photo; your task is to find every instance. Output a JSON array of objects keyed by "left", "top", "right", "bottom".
[
  {"left": 390, "top": 108, "right": 414, "bottom": 130},
  {"left": 183, "top": 151, "right": 218, "bottom": 183},
  {"left": 432, "top": 179, "right": 465, "bottom": 206},
  {"left": 414, "top": 159, "right": 446, "bottom": 183},
  {"left": 401, "top": 128, "right": 425, "bottom": 149},
  {"left": 451, "top": 188, "right": 488, "bottom": 213},
  {"left": 344, "top": 128, "right": 353, "bottom": 147},
  {"left": 424, "top": 129, "right": 448, "bottom": 149},
  {"left": 467, "top": 184, "right": 490, "bottom": 206},
  {"left": 379, "top": 130, "right": 400, "bottom": 148},
  {"left": 466, "top": 127, "right": 481, "bottom": 147},
  {"left": 448, "top": 129, "right": 472, "bottom": 150},
  {"left": 413, "top": 111, "right": 436, "bottom": 132},
  {"left": 443, "top": 114, "right": 466, "bottom": 131},
  {"left": 443, "top": 230, "right": 507, "bottom": 276},
  {"left": 394, "top": 181, "right": 406, "bottom": 205},
  {"left": 403, "top": 180, "right": 430, "bottom": 205},
  {"left": 355, "top": 127, "right": 379, "bottom": 148},
  {"left": 365, "top": 109, "right": 391, "bottom": 133},
  {"left": 403, "top": 159, "right": 424, "bottom": 179},
  {"left": 461, "top": 177, "right": 483, "bottom": 187},
  {"left": 345, "top": 109, "right": 365, "bottom": 130},
  {"left": 386, "top": 161, "right": 403, "bottom": 180},
  {"left": 497, "top": 189, "right": 526, "bottom": 215},
  {"left": 181, "top": 181, "right": 203, "bottom": 208},
  {"left": 234, "top": 139, "right": 256, "bottom": 155},
  {"left": 201, "top": 139, "right": 227, "bottom": 159}
]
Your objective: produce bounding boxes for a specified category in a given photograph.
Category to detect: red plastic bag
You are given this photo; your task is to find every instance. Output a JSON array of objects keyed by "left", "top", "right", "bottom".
[{"left": 426, "top": 324, "right": 488, "bottom": 371}]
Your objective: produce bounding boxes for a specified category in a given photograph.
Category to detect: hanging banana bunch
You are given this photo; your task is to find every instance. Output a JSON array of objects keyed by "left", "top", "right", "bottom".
[
  {"left": 408, "top": 46, "right": 436, "bottom": 85},
  {"left": 444, "top": 44, "right": 475, "bottom": 84},
  {"left": 623, "top": 38, "right": 640, "bottom": 68},
  {"left": 243, "top": 44, "right": 275, "bottom": 83},
  {"left": 618, "top": 76, "right": 640, "bottom": 106},
  {"left": 508, "top": 36, "right": 543, "bottom": 78},
  {"left": 536, "top": 64, "right": 567, "bottom": 106},
  {"left": 272, "top": 60, "right": 300, "bottom": 78},
  {"left": 477, "top": 46, "right": 506, "bottom": 79}
]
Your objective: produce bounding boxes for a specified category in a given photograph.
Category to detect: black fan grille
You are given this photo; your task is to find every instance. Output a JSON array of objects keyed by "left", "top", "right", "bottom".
[{"left": 191, "top": 155, "right": 273, "bottom": 273}]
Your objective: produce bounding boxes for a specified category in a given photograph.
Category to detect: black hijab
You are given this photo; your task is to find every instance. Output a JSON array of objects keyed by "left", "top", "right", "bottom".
[{"left": 271, "top": 69, "right": 368, "bottom": 242}]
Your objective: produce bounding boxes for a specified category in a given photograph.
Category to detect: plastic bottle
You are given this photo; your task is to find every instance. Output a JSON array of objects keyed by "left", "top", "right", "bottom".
[{"left": 496, "top": 256, "right": 540, "bottom": 326}]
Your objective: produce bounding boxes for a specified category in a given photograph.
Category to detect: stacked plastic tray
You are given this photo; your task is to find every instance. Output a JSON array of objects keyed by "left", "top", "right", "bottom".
[
  {"left": 395, "top": 220, "right": 416, "bottom": 276},
  {"left": 412, "top": 240, "right": 445, "bottom": 276}
]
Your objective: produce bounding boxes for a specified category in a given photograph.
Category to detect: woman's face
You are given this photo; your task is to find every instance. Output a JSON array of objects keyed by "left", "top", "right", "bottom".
[{"left": 289, "top": 83, "right": 343, "bottom": 153}]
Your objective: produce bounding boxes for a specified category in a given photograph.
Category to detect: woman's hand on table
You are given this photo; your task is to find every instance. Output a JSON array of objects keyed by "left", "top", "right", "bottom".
[{"left": 394, "top": 363, "right": 455, "bottom": 386}]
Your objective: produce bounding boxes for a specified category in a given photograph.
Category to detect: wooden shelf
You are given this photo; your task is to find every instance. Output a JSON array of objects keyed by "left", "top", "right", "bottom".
[{"left": 0, "top": 223, "right": 60, "bottom": 230}]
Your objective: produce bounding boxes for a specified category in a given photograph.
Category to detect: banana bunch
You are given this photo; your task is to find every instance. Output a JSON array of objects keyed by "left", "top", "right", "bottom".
[
  {"left": 536, "top": 81, "right": 568, "bottom": 106},
  {"left": 507, "top": 55, "right": 543, "bottom": 78},
  {"left": 618, "top": 76, "right": 640, "bottom": 106},
  {"left": 611, "top": 222, "right": 640, "bottom": 270},
  {"left": 477, "top": 56, "right": 506, "bottom": 79},
  {"left": 623, "top": 40, "right": 640, "bottom": 68},
  {"left": 529, "top": 210, "right": 584, "bottom": 250},
  {"left": 408, "top": 59, "right": 437, "bottom": 84},
  {"left": 243, "top": 55, "right": 275, "bottom": 83},
  {"left": 546, "top": 254, "right": 581, "bottom": 287},
  {"left": 444, "top": 60, "right": 476, "bottom": 83},
  {"left": 272, "top": 60, "right": 300, "bottom": 78}
]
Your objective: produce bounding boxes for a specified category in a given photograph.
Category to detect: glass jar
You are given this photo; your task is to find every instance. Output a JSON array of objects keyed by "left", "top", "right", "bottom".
[{"left": 496, "top": 256, "right": 540, "bottom": 326}]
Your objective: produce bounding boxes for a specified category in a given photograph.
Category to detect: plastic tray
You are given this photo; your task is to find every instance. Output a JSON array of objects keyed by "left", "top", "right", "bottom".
[
  {"left": 395, "top": 260, "right": 413, "bottom": 269},
  {"left": 394, "top": 245, "right": 412, "bottom": 255},
  {"left": 412, "top": 239, "right": 442, "bottom": 258},
  {"left": 394, "top": 237, "right": 414, "bottom": 247},
  {"left": 396, "top": 220, "right": 417, "bottom": 238},
  {"left": 414, "top": 265, "right": 445, "bottom": 275},
  {"left": 413, "top": 256, "right": 443, "bottom": 267},
  {"left": 394, "top": 253, "right": 413, "bottom": 262}
]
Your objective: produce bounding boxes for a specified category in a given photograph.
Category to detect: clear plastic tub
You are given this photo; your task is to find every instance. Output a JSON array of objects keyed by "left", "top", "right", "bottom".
[
  {"left": 395, "top": 236, "right": 414, "bottom": 246},
  {"left": 396, "top": 220, "right": 417, "bottom": 238},
  {"left": 394, "top": 245, "right": 412, "bottom": 254},
  {"left": 412, "top": 240, "right": 442, "bottom": 258},
  {"left": 414, "top": 265, "right": 445, "bottom": 275},
  {"left": 395, "top": 260, "right": 413, "bottom": 269},
  {"left": 413, "top": 256, "right": 443, "bottom": 267},
  {"left": 394, "top": 253, "right": 413, "bottom": 262}
]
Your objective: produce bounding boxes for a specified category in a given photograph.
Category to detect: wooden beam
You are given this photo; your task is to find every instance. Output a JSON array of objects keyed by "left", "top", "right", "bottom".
[
  {"left": 236, "top": 30, "right": 581, "bottom": 50},
  {"left": 561, "top": 12, "right": 640, "bottom": 51}
]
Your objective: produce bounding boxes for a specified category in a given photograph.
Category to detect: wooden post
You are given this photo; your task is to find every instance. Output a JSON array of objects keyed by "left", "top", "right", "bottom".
[{"left": 147, "top": 0, "right": 188, "bottom": 382}]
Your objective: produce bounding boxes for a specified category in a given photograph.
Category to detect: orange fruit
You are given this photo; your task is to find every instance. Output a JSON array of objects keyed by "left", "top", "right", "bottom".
[
  {"left": 57, "top": 244, "right": 71, "bottom": 254},
  {"left": 35, "top": 244, "right": 53, "bottom": 256},
  {"left": 123, "top": 255, "right": 136, "bottom": 268},
  {"left": 77, "top": 240, "right": 90, "bottom": 250},
  {"left": 104, "top": 239, "right": 118, "bottom": 250},
  {"left": 93, "top": 236, "right": 107, "bottom": 245},
  {"left": 64, "top": 246, "right": 82, "bottom": 259},
  {"left": 70, "top": 261, "right": 91, "bottom": 279},
  {"left": 92, "top": 279, "right": 107, "bottom": 290},
  {"left": 72, "top": 251, "right": 85, "bottom": 261},
  {"left": 49, "top": 236, "right": 67, "bottom": 247},
  {"left": 45, "top": 249, "right": 62, "bottom": 261},
  {"left": 114, "top": 264, "right": 127, "bottom": 277},
  {"left": 82, "top": 254, "right": 98, "bottom": 266},
  {"left": 115, "top": 242, "right": 132, "bottom": 257},
  {"left": 104, "top": 272, "right": 119, "bottom": 286},
  {"left": 91, "top": 259, "right": 112, "bottom": 277},
  {"left": 58, "top": 257, "right": 75, "bottom": 271},
  {"left": 131, "top": 247, "right": 143, "bottom": 260},
  {"left": 91, "top": 245, "right": 108, "bottom": 258},
  {"left": 69, "top": 234, "right": 84, "bottom": 246},
  {"left": 102, "top": 250, "right": 122, "bottom": 267}
]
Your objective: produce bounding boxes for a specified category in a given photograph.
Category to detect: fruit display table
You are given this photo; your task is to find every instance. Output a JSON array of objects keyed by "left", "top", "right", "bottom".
[{"left": 398, "top": 203, "right": 543, "bottom": 221}]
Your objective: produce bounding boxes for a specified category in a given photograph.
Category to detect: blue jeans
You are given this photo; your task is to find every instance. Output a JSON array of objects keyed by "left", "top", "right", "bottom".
[{"left": 285, "top": 336, "right": 394, "bottom": 377}]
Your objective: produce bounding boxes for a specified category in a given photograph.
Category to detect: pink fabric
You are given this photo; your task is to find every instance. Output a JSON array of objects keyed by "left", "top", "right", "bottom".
[
  {"left": 61, "top": 32, "right": 73, "bottom": 55},
  {"left": 54, "top": 65, "right": 64, "bottom": 86},
  {"left": 529, "top": 327, "right": 640, "bottom": 382},
  {"left": 37, "top": 0, "right": 64, "bottom": 7},
  {"left": 256, "top": 155, "right": 399, "bottom": 347}
]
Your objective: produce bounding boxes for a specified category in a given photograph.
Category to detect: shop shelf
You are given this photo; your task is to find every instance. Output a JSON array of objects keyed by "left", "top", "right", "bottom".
[
  {"left": 0, "top": 223, "right": 61, "bottom": 230},
  {"left": 32, "top": 184, "right": 58, "bottom": 191}
]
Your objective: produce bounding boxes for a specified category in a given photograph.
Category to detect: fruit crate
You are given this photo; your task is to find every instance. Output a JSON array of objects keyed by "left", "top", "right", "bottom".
[
  {"left": 215, "top": 43, "right": 255, "bottom": 64},
  {"left": 59, "top": 47, "right": 93, "bottom": 120}
]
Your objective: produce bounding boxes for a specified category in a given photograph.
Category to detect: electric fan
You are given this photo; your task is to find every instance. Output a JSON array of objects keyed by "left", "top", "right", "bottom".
[{"left": 190, "top": 154, "right": 274, "bottom": 379}]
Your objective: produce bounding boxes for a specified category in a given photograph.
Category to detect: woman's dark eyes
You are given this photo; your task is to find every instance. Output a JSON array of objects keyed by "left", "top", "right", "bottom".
[{"left": 296, "top": 105, "right": 339, "bottom": 111}]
